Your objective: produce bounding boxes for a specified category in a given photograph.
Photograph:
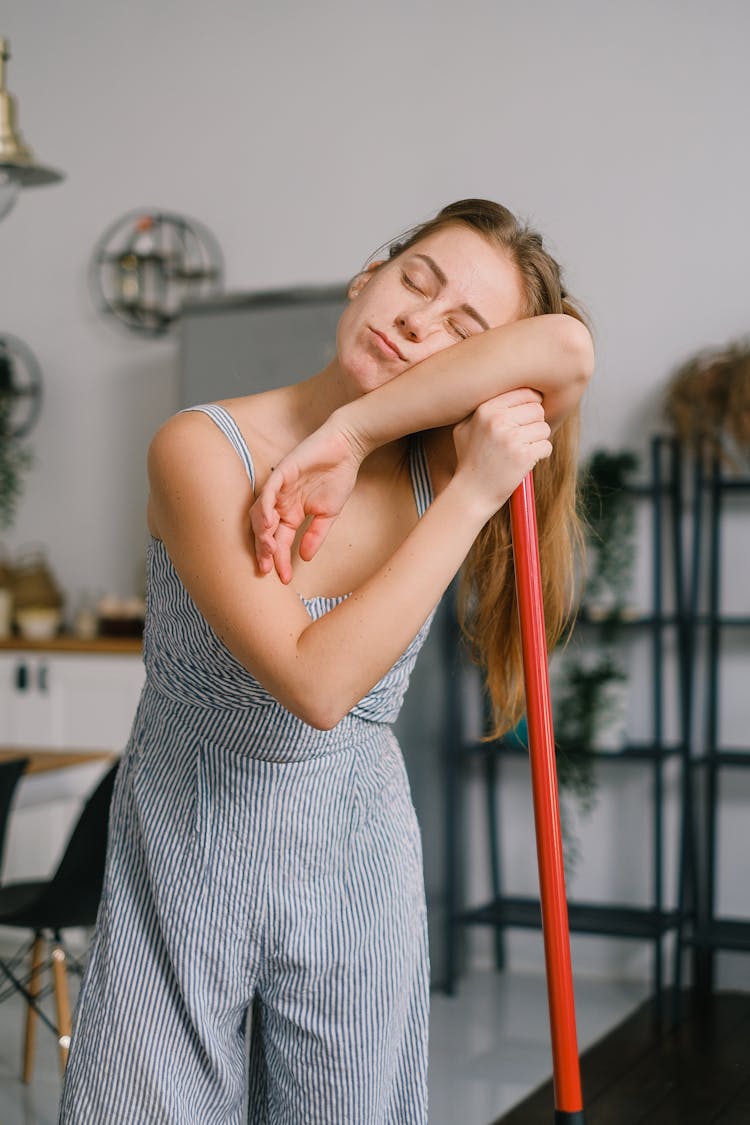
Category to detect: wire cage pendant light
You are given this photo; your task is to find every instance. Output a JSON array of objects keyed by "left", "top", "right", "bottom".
[{"left": 0, "top": 36, "right": 64, "bottom": 222}]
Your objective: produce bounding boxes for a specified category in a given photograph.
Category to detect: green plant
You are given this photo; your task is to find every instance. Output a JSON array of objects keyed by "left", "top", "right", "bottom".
[
  {"left": 545, "top": 448, "right": 640, "bottom": 872},
  {"left": 579, "top": 449, "right": 639, "bottom": 617},
  {"left": 0, "top": 396, "right": 33, "bottom": 530},
  {"left": 556, "top": 654, "right": 627, "bottom": 759}
]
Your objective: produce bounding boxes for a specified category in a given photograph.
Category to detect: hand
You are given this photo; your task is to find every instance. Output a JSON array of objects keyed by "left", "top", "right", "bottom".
[
  {"left": 249, "top": 416, "right": 366, "bottom": 583},
  {"left": 452, "top": 388, "right": 552, "bottom": 518}
]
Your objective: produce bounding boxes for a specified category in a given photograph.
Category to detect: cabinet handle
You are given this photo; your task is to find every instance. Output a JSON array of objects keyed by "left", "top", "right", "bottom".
[
  {"left": 15, "top": 662, "right": 29, "bottom": 691},
  {"left": 37, "top": 665, "right": 49, "bottom": 693}
]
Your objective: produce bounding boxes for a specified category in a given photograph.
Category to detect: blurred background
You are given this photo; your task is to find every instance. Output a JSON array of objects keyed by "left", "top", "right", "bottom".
[
  {"left": 0, "top": 2, "right": 748, "bottom": 1121},
  {"left": 1, "top": 0, "right": 747, "bottom": 600}
]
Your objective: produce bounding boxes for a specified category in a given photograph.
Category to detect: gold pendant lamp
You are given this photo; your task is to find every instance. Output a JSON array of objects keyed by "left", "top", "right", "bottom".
[{"left": 0, "top": 36, "right": 64, "bottom": 221}]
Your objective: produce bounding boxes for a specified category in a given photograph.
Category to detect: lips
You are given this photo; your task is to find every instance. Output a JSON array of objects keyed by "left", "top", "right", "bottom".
[{"left": 371, "top": 328, "right": 406, "bottom": 361}]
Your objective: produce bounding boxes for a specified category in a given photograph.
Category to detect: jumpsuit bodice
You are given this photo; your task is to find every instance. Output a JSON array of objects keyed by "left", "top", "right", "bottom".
[{"left": 138, "top": 403, "right": 436, "bottom": 761}]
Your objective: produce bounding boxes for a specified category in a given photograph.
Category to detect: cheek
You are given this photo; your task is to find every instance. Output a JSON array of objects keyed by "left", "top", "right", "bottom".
[{"left": 335, "top": 302, "right": 355, "bottom": 348}]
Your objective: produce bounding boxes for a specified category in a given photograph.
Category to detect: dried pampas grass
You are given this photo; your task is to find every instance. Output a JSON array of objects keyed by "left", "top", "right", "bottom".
[{"left": 666, "top": 341, "right": 750, "bottom": 468}]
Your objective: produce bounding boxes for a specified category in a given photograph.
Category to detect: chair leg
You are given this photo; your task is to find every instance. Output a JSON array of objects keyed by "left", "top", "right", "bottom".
[
  {"left": 22, "top": 934, "right": 46, "bottom": 1084},
  {"left": 50, "top": 941, "right": 72, "bottom": 1074}
]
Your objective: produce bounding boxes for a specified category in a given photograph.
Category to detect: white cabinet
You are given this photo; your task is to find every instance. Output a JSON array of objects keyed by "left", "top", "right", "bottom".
[{"left": 0, "top": 645, "right": 145, "bottom": 881}]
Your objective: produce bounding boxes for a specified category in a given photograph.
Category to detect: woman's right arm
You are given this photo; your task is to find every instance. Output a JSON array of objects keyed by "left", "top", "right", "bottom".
[
  {"left": 251, "top": 314, "right": 592, "bottom": 578},
  {"left": 148, "top": 401, "right": 550, "bottom": 730}
]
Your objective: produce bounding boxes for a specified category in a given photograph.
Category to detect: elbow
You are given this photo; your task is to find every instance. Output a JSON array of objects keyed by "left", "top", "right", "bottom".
[
  {"left": 305, "top": 709, "right": 345, "bottom": 732},
  {"left": 286, "top": 690, "right": 348, "bottom": 732},
  {"left": 269, "top": 656, "right": 355, "bottom": 730},
  {"left": 298, "top": 705, "right": 346, "bottom": 732},
  {"left": 558, "top": 314, "right": 595, "bottom": 385}
]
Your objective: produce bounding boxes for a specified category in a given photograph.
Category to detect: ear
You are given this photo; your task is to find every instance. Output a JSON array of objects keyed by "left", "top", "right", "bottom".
[{"left": 348, "top": 259, "right": 386, "bottom": 300}]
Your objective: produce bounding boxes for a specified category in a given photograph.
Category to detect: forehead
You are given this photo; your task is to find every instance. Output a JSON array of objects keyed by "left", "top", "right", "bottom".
[{"left": 400, "top": 223, "right": 524, "bottom": 326}]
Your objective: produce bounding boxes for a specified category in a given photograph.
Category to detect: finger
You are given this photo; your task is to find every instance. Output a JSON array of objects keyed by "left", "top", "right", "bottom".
[
  {"left": 249, "top": 506, "right": 279, "bottom": 573},
  {"left": 254, "top": 471, "right": 287, "bottom": 530},
  {"left": 299, "top": 515, "right": 337, "bottom": 562},
  {"left": 505, "top": 402, "right": 548, "bottom": 426},
  {"left": 251, "top": 529, "right": 277, "bottom": 574},
  {"left": 487, "top": 387, "right": 543, "bottom": 408},
  {"left": 531, "top": 438, "right": 554, "bottom": 463},
  {"left": 273, "top": 523, "right": 298, "bottom": 585},
  {"left": 519, "top": 420, "right": 552, "bottom": 443}
]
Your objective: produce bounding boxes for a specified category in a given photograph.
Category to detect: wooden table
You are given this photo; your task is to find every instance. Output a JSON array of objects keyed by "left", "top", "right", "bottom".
[{"left": 0, "top": 748, "right": 116, "bottom": 774}]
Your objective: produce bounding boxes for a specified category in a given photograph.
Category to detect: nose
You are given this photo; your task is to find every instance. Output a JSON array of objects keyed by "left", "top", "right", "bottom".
[{"left": 395, "top": 307, "right": 430, "bottom": 343}]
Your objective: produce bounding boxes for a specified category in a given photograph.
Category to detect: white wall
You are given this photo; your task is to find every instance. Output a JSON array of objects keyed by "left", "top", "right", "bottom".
[
  {"left": 1, "top": 1, "right": 748, "bottom": 985},
  {"left": 2, "top": 0, "right": 749, "bottom": 603}
]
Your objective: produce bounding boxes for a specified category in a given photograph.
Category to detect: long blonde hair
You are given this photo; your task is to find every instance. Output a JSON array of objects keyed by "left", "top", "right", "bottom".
[{"left": 385, "top": 199, "right": 587, "bottom": 737}]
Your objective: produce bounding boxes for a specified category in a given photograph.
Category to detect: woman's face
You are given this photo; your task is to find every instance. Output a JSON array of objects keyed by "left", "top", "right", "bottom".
[{"left": 336, "top": 222, "right": 525, "bottom": 395}]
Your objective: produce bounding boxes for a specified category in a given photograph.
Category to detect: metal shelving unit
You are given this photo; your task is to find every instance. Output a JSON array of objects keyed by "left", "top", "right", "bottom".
[
  {"left": 442, "top": 437, "right": 690, "bottom": 1006},
  {"left": 679, "top": 457, "right": 750, "bottom": 992}
]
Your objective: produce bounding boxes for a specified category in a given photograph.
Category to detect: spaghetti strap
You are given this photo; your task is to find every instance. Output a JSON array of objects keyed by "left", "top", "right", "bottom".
[
  {"left": 182, "top": 403, "right": 256, "bottom": 490},
  {"left": 408, "top": 434, "right": 433, "bottom": 518}
]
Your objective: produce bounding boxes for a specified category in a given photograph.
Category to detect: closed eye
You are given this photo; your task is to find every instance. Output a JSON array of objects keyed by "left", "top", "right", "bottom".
[
  {"left": 401, "top": 272, "right": 426, "bottom": 296},
  {"left": 448, "top": 320, "right": 471, "bottom": 340}
]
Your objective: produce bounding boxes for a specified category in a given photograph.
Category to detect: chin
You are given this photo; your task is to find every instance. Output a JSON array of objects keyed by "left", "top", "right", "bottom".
[
  {"left": 354, "top": 367, "right": 400, "bottom": 396},
  {"left": 339, "top": 349, "right": 388, "bottom": 395}
]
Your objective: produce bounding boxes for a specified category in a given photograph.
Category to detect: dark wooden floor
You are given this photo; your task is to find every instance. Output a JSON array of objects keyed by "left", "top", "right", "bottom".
[{"left": 495, "top": 991, "right": 750, "bottom": 1124}]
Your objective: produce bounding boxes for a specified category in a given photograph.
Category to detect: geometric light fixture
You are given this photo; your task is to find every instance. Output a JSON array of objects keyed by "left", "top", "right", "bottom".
[
  {"left": 0, "top": 36, "right": 64, "bottom": 222},
  {"left": 0, "top": 333, "right": 44, "bottom": 438},
  {"left": 89, "top": 209, "right": 223, "bottom": 336}
]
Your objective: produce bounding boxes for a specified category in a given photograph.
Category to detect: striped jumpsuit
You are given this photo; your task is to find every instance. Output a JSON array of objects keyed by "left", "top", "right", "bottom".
[{"left": 59, "top": 404, "right": 434, "bottom": 1124}]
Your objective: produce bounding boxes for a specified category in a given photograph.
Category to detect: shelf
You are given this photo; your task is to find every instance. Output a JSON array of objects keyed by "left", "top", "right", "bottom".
[
  {"left": 686, "top": 919, "right": 750, "bottom": 953},
  {"left": 575, "top": 612, "right": 750, "bottom": 629},
  {"left": 465, "top": 738, "right": 684, "bottom": 762},
  {"left": 457, "top": 895, "right": 680, "bottom": 940},
  {"left": 705, "top": 477, "right": 750, "bottom": 491},
  {"left": 692, "top": 750, "right": 750, "bottom": 768},
  {"left": 625, "top": 481, "right": 674, "bottom": 497},
  {"left": 576, "top": 611, "right": 679, "bottom": 628},
  {"left": 699, "top": 616, "right": 750, "bottom": 628},
  {"left": 0, "top": 636, "right": 143, "bottom": 655}
]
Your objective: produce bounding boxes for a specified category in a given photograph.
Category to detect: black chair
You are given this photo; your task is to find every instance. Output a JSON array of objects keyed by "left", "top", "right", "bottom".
[
  {"left": 0, "top": 758, "right": 29, "bottom": 869},
  {"left": 0, "top": 760, "right": 118, "bottom": 1082}
]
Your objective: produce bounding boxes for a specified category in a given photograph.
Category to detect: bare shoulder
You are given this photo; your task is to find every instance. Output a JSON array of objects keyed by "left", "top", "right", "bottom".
[
  {"left": 147, "top": 407, "right": 257, "bottom": 540},
  {"left": 148, "top": 408, "right": 247, "bottom": 481}
]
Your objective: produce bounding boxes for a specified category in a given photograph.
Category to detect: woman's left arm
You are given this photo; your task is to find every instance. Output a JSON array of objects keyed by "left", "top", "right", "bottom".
[
  {"left": 340, "top": 313, "right": 592, "bottom": 450},
  {"left": 251, "top": 314, "right": 593, "bottom": 577}
]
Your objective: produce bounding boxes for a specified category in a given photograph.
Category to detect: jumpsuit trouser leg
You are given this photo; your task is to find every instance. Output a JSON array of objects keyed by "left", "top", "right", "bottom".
[{"left": 59, "top": 724, "right": 429, "bottom": 1124}]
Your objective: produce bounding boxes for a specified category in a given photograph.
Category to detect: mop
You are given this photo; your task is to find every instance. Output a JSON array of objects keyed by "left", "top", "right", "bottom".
[{"left": 509, "top": 474, "right": 585, "bottom": 1124}]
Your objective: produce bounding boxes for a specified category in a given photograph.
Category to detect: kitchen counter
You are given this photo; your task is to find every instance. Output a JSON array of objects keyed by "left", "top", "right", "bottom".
[{"left": 0, "top": 635, "right": 142, "bottom": 654}]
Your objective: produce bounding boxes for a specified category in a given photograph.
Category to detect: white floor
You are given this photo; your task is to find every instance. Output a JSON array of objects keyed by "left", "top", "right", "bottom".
[
  {"left": 0, "top": 964, "right": 648, "bottom": 1124},
  {"left": 429, "top": 970, "right": 648, "bottom": 1123}
]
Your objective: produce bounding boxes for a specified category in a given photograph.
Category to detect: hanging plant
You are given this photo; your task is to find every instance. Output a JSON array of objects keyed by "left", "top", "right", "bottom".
[
  {"left": 578, "top": 449, "right": 639, "bottom": 619},
  {"left": 545, "top": 448, "right": 639, "bottom": 873},
  {"left": 0, "top": 396, "right": 33, "bottom": 530}
]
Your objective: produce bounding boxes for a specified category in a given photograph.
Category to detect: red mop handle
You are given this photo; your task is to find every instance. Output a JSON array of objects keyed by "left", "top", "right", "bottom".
[{"left": 510, "top": 473, "right": 585, "bottom": 1123}]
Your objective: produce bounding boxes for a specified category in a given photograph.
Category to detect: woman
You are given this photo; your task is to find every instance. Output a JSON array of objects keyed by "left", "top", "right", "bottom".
[{"left": 60, "top": 199, "right": 593, "bottom": 1124}]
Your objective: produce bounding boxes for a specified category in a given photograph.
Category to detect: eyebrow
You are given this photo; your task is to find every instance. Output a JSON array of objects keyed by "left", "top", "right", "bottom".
[{"left": 412, "top": 253, "right": 491, "bottom": 332}]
